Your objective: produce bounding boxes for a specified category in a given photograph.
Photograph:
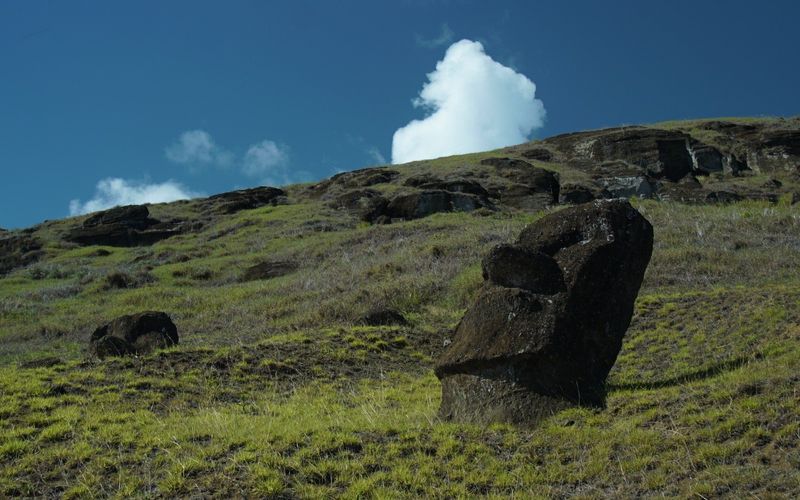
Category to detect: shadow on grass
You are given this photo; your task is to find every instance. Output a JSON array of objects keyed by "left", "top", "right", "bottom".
[{"left": 608, "top": 353, "right": 762, "bottom": 392}]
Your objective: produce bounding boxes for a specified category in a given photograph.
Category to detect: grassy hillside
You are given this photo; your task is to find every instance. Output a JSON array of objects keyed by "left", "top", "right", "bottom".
[{"left": 1, "top": 119, "right": 799, "bottom": 497}]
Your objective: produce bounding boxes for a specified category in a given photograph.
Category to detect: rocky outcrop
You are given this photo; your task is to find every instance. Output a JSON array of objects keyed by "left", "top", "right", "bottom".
[
  {"left": 66, "top": 205, "right": 181, "bottom": 247},
  {"left": 380, "top": 190, "right": 491, "bottom": 222},
  {"left": 559, "top": 184, "right": 604, "bottom": 204},
  {"left": 546, "top": 128, "right": 694, "bottom": 181},
  {"left": 596, "top": 176, "right": 658, "bottom": 199},
  {"left": 480, "top": 158, "right": 560, "bottom": 210},
  {"left": 308, "top": 167, "right": 399, "bottom": 197},
  {"left": 0, "top": 233, "right": 43, "bottom": 276},
  {"left": 690, "top": 144, "right": 724, "bottom": 174},
  {"left": 205, "top": 186, "right": 286, "bottom": 214},
  {"left": 90, "top": 311, "right": 178, "bottom": 358},
  {"left": 415, "top": 179, "right": 490, "bottom": 197},
  {"left": 327, "top": 189, "right": 389, "bottom": 222},
  {"left": 520, "top": 148, "right": 554, "bottom": 161},
  {"left": 435, "top": 199, "right": 653, "bottom": 425}
]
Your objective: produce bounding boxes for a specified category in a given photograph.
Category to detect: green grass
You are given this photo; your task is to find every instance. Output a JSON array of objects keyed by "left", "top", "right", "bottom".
[{"left": 1, "top": 121, "right": 800, "bottom": 496}]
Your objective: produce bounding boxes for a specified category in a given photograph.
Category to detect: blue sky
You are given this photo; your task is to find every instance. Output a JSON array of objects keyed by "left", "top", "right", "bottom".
[{"left": 1, "top": 0, "right": 799, "bottom": 228}]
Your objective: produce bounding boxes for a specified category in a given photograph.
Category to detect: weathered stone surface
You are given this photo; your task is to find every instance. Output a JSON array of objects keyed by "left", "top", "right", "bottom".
[
  {"left": 436, "top": 199, "right": 653, "bottom": 425},
  {"left": 0, "top": 233, "right": 43, "bottom": 275},
  {"left": 240, "top": 261, "right": 297, "bottom": 282},
  {"left": 328, "top": 189, "right": 389, "bottom": 222},
  {"left": 481, "top": 244, "right": 564, "bottom": 293},
  {"left": 723, "top": 154, "right": 750, "bottom": 175},
  {"left": 417, "top": 179, "right": 489, "bottom": 197},
  {"left": 308, "top": 167, "right": 399, "bottom": 197},
  {"left": 206, "top": 186, "right": 286, "bottom": 214},
  {"left": 545, "top": 128, "right": 694, "bottom": 181},
  {"left": 657, "top": 175, "right": 707, "bottom": 203},
  {"left": 520, "top": 147, "right": 554, "bottom": 161},
  {"left": 559, "top": 184, "right": 602, "bottom": 205},
  {"left": 66, "top": 205, "right": 181, "bottom": 247},
  {"left": 596, "top": 176, "right": 657, "bottom": 198},
  {"left": 761, "top": 130, "right": 800, "bottom": 156},
  {"left": 90, "top": 311, "right": 178, "bottom": 358},
  {"left": 480, "top": 158, "right": 560, "bottom": 209},
  {"left": 380, "top": 190, "right": 491, "bottom": 221},
  {"left": 690, "top": 144, "right": 724, "bottom": 174}
]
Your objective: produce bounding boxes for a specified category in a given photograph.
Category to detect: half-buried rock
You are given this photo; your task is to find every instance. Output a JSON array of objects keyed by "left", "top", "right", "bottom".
[
  {"left": 435, "top": 199, "right": 653, "bottom": 425},
  {"left": 90, "top": 311, "right": 178, "bottom": 358}
]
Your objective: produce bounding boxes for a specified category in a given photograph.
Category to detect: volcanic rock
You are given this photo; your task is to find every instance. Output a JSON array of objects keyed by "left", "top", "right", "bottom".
[
  {"left": 559, "top": 184, "right": 602, "bottom": 205},
  {"left": 90, "top": 311, "right": 178, "bottom": 358},
  {"left": 596, "top": 176, "right": 657, "bottom": 198},
  {"left": 690, "top": 144, "right": 724, "bottom": 174},
  {"left": 379, "top": 190, "right": 492, "bottom": 221},
  {"left": 520, "top": 147, "right": 554, "bottom": 161},
  {"left": 0, "top": 233, "right": 43, "bottom": 276},
  {"left": 359, "top": 309, "right": 408, "bottom": 326},
  {"left": 705, "top": 191, "right": 744, "bottom": 204},
  {"left": 479, "top": 158, "right": 560, "bottom": 209},
  {"left": 329, "top": 189, "right": 389, "bottom": 222},
  {"left": 66, "top": 205, "right": 181, "bottom": 247},
  {"left": 435, "top": 199, "right": 653, "bottom": 425},
  {"left": 546, "top": 128, "right": 694, "bottom": 181},
  {"left": 206, "top": 186, "right": 286, "bottom": 214},
  {"left": 657, "top": 175, "right": 707, "bottom": 203},
  {"left": 417, "top": 179, "right": 489, "bottom": 197},
  {"left": 308, "top": 167, "right": 399, "bottom": 197}
]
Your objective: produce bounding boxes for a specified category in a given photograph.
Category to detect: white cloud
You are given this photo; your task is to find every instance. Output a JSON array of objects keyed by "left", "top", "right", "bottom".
[
  {"left": 242, "top": 140, "right": 290, "bottom": 177},
  {"left": 69, "top": 178, "right": 203, "bottom": 216},
  {"left": 165, "top": 130, "right": 232, "bottom": 167},
  {"left": 366, "top": 147, "right": 387, "bottom": 165},
  {"left": 415, "top": 23, "right": 454, "bottom": 48},
  {"left": 391, "top": 39, "right": 546, "bottom": 164}
]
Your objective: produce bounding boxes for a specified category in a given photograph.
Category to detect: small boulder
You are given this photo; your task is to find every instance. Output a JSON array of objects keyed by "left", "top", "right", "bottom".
[
  {"left": 90, "top": 311, "right": 178, "bottom": 358},
  {"left": 359, "top": 309, "right": 408, "bottom": 326},
  {"left": 705, "top": 191, "right": 744, "bottom": 204},
  {"left": 435, "top": 199, "right": 653, "bottom": 425}
]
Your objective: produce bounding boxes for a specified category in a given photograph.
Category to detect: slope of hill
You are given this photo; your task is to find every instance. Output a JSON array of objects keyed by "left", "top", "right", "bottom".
[{"left": 1, "top": 117, "right": 799, "bottom": 497}]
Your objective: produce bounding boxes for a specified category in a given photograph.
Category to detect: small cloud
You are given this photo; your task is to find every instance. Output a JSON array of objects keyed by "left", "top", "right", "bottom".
[
  {"left": 165, "top": 130, "right": 231, "bottom": 168},
  {"left": 415, "top": 23, "right": 454, "bottom": 48},
  {"left": 242, "top": 140, "right": 290, "bottom": 177},
  {"left": 392, "top": 39, "right": 546, "bottom": 164},
  {"left": 366, "top": 147, "right": 387, "bottom": 165},
  {"left": 69, "top": 178, "right": 203, "bottom": 216}
]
